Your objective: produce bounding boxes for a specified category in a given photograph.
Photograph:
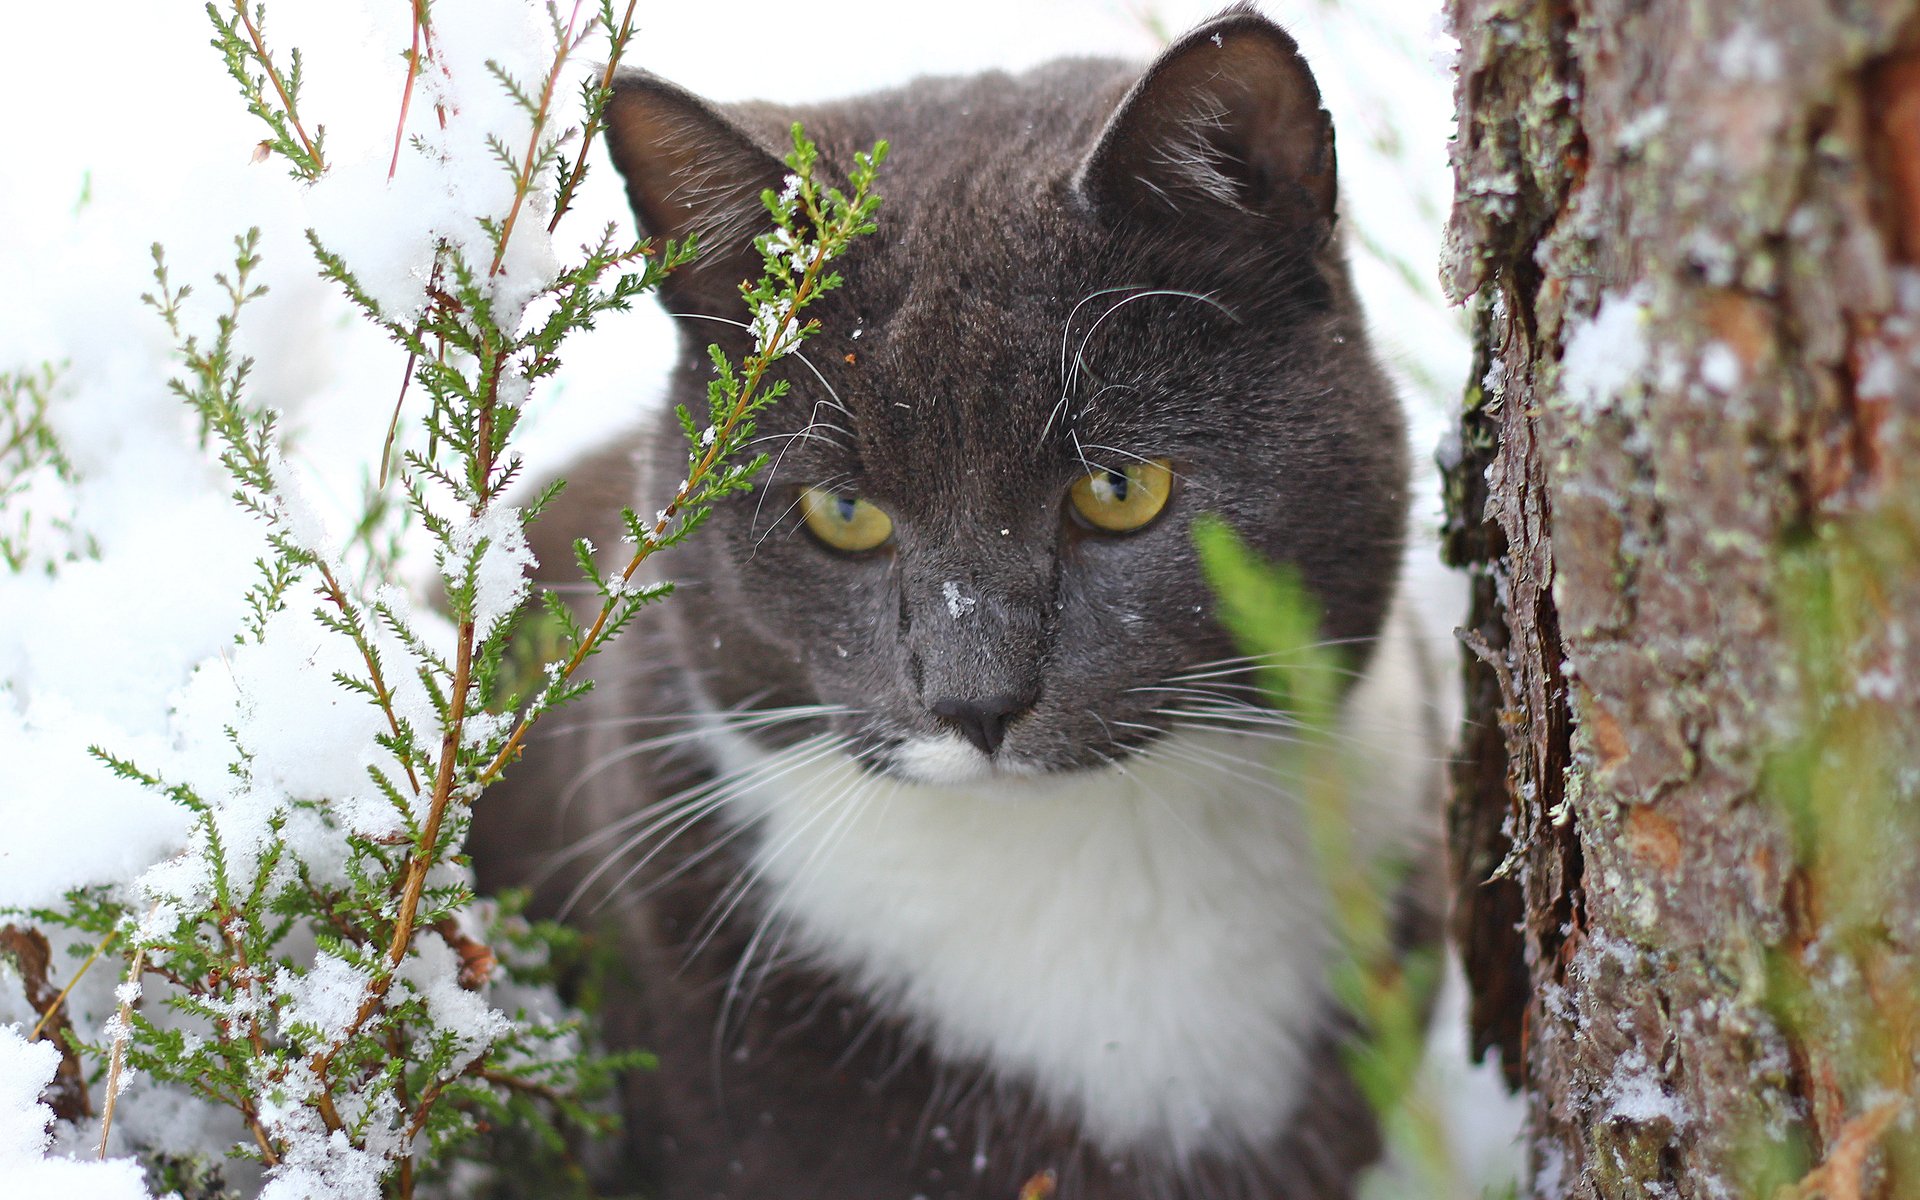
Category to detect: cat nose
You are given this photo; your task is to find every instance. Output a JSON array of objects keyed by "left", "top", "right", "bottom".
[{"left": 929, "top": 695, "right": 1027, "bottom": 756}]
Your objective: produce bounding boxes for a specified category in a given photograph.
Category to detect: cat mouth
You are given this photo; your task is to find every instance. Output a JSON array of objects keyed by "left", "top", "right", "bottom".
[{"left": 882, "top": 733, "right": 1056, "bottom": 786}]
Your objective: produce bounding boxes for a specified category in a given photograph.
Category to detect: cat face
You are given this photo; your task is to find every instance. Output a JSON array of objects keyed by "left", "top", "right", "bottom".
[{"left": 605, "top": 11, "right": 1408, "bottom": 783}]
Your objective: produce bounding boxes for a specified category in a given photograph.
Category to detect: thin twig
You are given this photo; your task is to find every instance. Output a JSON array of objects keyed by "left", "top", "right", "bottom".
[
  {"left": 232, "top": 1, "right": 324, "bottom": 172},
  {"left": 96, "top": 940, "right": 148, "bottom": 1159},
  {"left": 478, "top": 249, "right": 831, "bottom": 786},
  {"left": 547, "top": 0, "right": 641, "bottom": 234},
  {"left": 316, "top": 562, "right": 423, "bottom": 794},
  {"left": 29, "top": 926, "right": 116, "bottom": 1041},
  {"left": 488, "top": 1, "right": 586, "bottom": 280},
  {"left": 378, "top": 350, "right": 415, "bottom": 490},
  {"left": 388, "top": 0, "right": 428, "bottom": 180}
]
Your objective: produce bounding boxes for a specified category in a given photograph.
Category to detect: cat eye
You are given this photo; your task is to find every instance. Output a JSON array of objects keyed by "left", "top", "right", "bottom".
[
  {"left": 1068, "top": 459, "right": 1174, "bottom": 533},
  {"left": 798, "top": 486, "right": 895, "bottom": 552}
]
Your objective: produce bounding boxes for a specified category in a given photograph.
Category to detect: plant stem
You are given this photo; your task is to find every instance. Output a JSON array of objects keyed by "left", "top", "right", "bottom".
[
  {"left": 316, "top": 561, "right": 423, "bottom": 794},
  {"left": 477, "top": 253, "right": 828, "bottom": 787},
  {"left": 547, "top": 0, "right": 640, "bottom": 234},
  {"left": 488, "top": 1, "right": 583, "bottom": 280},
  {"left": 96, "top": 941, "right": 147, "bottom": 1159},
  {"left": 232, "top": 0, "right": 324, "bottom": 172}
]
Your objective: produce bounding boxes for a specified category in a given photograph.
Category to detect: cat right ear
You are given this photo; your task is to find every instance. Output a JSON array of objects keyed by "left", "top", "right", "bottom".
[
  {"left": 603, "top": 72, "right": 790, "bottom": 316},
  {"left": 1074, "top": 7, "right": 1336, "bottom": 233}
]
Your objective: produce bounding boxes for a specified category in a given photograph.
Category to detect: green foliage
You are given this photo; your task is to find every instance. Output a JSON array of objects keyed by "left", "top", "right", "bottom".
[
  {"left": 12, "top": 3, "right": 884, "bottom": 1196},
  {"left": 1193, "top": 516, "right": 1455, "bottom": 1197},
  {"left": 0, "top": 361, "right": 96, "bottom": 573},
  {"left": 1756, "top": 502, "right": 1920, "bottom": 1196},
  {"left": 205, "top": 1, "right": 326, "bottom": 181}
]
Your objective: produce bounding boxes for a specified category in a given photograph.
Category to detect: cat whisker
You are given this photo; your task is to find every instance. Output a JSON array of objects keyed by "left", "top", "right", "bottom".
[
  {"left": 747, "top": 423, "right": 852, "bottom": 453},
  {"left": 672, "top": 310, "right": 857, "bottom": 545},
  {"left": 1046, "top": 284, "right": 1144, "bottom": 442},
  {"left": 560, "top": 732, "right": 849, "bottom": 919},
  {"left": 1073, "top": 381, "right": 1140, "bottom": 421},
  {"left": 552, "top": 699, "right": 851, "bottom": 817},
  {"left": 714, "top": 764, "right": 896, "bottom": 1052},
  {"left": 696, "top": 755, "right": 890, "bottom": 1064},
  {"left": 1159, "top": 705, "right": 1454, "bottom": 763},
  {"left": 753, "top": 470, "right": 853, "bottom": 553},
  {"left": 1064, "top": 287, "right": 1239, "bottom": 409},
  {"left": 1139, "top": 732, "right": 1307, "bottom": 796},
  {"left": 669, "top": 311, "right": 854, "bottom": 419},
  {"left": 750, "top": 431, "right": 847, "bottom": 544},
  {"left": 547, "top": 700, "right": 851, "bottom": 737},
  {"left": 1075, "top": 441, "right": 1202, "bottom": 493},
  {"left": 1068, "top": 428, "right": 1096, "bottom": 477}
]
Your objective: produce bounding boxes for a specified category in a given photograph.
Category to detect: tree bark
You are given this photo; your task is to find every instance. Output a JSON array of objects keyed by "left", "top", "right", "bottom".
[{"left": 1441, "top": 1, "right": 1920, "bottom": 1196}]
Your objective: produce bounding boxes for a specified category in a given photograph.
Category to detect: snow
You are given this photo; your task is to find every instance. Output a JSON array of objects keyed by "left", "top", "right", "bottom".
[
  {"left": 942, "top": 580, "right": 977, "bottom": 619},
  {"left": 276, "top": 953, "right": 372, "bottom": 1043},
  {"left": 1560, "top": 288, "right": 1652, "bottom": 414},
  {"left": 0, "top": 1026, "right": 153, "bottom": 1198},
  {"left": 0, "top": 0, "right": 1480, "bottom": 1194},
  {"left": 1698, "top": 342, "right": 1743, "bottom": 392},
  {"left": 445, "top": 504, "right": 535, "bottom": 637},
  {"left": 399, "top": 933, "right": 512, "bottom": 1076},
  {"left": 1715, "top": 23, "right": 1783, "bottom": 83},
  {"left": 1605, "top": 1046, "right": 1690, "bottom": 1126},
  {"left": 749, "top": 296, "right": 801, "bottom": 359},
  {"left": 0, "top": 1028, "right": 59, "bottom": 1162}
]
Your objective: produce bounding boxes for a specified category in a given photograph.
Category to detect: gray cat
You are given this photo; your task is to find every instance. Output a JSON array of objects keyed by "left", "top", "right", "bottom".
[{"left": 472, "top": 6, "right": 1442, "bottom": 1197}]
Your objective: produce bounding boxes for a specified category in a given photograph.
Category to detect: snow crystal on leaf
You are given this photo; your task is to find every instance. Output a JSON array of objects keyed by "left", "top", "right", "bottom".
[
  {"left": 750, "top": 297, "right": 801, "bottom": 359},
  {"left": 258, "top": 1107, "right": 385, "bottom": 1200},
  {"left": 445, "top": 505, "right": 534, "bottom": 636},
  {"left": 399, "top": 933, "right": 511, "bottom": 1077},
  {"left": 277, "top": 951, "right": 373, "bottom": 1043}
]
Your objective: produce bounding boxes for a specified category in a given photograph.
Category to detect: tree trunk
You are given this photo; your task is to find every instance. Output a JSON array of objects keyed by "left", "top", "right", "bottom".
[{"left": 1440, "top": 1, "right": 1920, "bottom": 1196}]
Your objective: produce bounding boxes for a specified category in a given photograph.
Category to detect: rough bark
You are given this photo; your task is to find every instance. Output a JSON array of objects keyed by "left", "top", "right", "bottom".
[{"left": 1441, "top": 1, "right": 1920, "bottom": 1197}]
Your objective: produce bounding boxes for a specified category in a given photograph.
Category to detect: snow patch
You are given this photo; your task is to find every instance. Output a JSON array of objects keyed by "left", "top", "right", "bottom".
[
  {"left": 1560, "top": 288, "right": 1652, "bottom": 414},
  {"left": 1699, "top": 342, "right": 1743, "bottom": 392},
  {"left": 445, "top": 504, "right": 534, "bottom": 636},
  {"left": 942, "top": 580, "right": 976, "bottom": 619},
  {"left": 276, "top": 952, "right": 372, "bottom": 1043},
  {"left": 0, "top": 1026, "right": 153, "bottom": 1197}
]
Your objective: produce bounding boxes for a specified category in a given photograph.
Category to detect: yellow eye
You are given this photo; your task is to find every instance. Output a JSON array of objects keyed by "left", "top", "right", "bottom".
[
  {"left": 1069, "top": 458, "right": 1174, "bottom": 532},
  {"left": 799, "top": 487, "right": 894, "bottom": 552}
]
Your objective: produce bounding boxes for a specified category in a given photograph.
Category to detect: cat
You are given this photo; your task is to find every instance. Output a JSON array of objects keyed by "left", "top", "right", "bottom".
[{"left": 471, "top": 6, "right": 1443, "bottom": 1197}]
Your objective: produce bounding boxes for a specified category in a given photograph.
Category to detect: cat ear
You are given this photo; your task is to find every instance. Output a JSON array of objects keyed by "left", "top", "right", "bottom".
[
  {"left": 603, "top": 72, "right": 790, "bottom": 314},
  {"left": 1075, "top": 7, "right": 1336, "bottom": 230}
]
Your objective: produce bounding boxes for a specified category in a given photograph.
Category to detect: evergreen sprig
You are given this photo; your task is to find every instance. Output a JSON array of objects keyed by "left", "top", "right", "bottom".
[
  {"left": 205, "top": 1, "right": 327, "bottom": 181},
  {"left": 0, "top": 361, "right": 95, "bottom": 573},
  {"left": 478, "top": 125, "right": 890, "bottom": 788},
  {"left": 11, "top": 6, "right": 885, "bottom": 1199}
]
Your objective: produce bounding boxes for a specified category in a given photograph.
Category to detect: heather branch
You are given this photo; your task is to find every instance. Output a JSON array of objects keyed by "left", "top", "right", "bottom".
[
  {"left": 388, "top": 0, "right": 440, "bottom": 181},
  {"left": 547, "top": 0, "right": 641, "bottom": 233},
  {"left": 208, "top": 1, "right": 326, "bottom": 180},
  {"left": 487, "top": 2, "right": 591, "bottom": 280},
  {"left": 478, "top": 131, "right": 889, "bottom": 786}
]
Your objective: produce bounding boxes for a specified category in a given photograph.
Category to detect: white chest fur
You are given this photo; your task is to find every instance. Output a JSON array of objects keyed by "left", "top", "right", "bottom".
[{"left": 702, "top": 607, "right": 1437, "bottom": 1164}]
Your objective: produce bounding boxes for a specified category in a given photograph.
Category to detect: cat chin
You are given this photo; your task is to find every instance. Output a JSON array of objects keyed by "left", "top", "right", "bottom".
[{"left": 886, "top": 733, "right": 1051, "bottom": 785}]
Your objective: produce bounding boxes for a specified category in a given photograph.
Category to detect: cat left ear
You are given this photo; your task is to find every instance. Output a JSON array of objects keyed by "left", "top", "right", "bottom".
[
  {"left": 602, "top": 72, "right": 791, "bottom": 315},
  {"left": 1075, "top": 7, "right": 1336, "bottom": 231}
]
